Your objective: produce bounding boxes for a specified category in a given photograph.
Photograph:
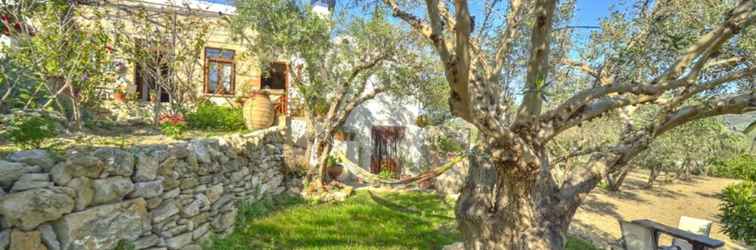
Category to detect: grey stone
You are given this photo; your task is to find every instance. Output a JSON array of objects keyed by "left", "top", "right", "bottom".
[
  {"left": 49, "top": 163, "right": 71, "bottom": 186},
  {"left": 10, "top": 180, "right": 53, "bottom": 192},
  {"left": 206, "top": 184, "right": 223, "bottom": 203},
  {"left": 211, "top": 194, "right": 234, "bottom": 211},
  {"left": 0, "top": 229, "right": 8, "bottom": 250},
  {"left": 151, "top": 200, "right": 179, "bottom": 223},
  {"left": 7, "top": 150, "right": 55, "bottom": 171},
  {"left": 0, "top": 187, "right": 74, "bottom": 230},
  {"left": 93, "top": 148, "right": 135, "bottom": 177},
  {"left": 61, "top": 156, "right": 105, "bottom": 178},
  {"left": 39, "top": 224, "right": 61, "bottom": 250},
  {"left": 92, "top": 177, "right": 134, "bottom": 205},
  {"left": 162, "top": 188, "right": 180, "bottom": 199},
  {"left": 0, "top": 160, "right": 40, "bottom": 189},
  {"left": 128, "top": 180, "right": 164, "bottom": 199},
  {"left": 67, "top": 177, "right": 94, "bottom": 211},
  {"left": 165, "top": 232, "right": 192, "bottom": 249},
  {"left": 188, "top": 141, "right": 211, "bottom": 164},
  {"left": 211, "top": 208, "right": 237, "bottom": 231},
  {"left": 133, "top": 234, "right": 160, "bottom": 249},
  {"left": 179, "top": 178, "right": 198, "bottom": 190},
  {"left": 184, "top": 244, "right": 201, "bottom": 250},
  {"left": 192, "top": 223, "right": 209, "bottom": 240},
  {"left": 53, "top": 198, "right": 147, "bottom": 250},
  {"left": 134, "top": 153, "right": 159, "bottom": 182},
  {"left": 146, "top": 197, "right": 163, "bottom": 209},
  {"left": 9, "top": 229, "right": 46, "bottom": 250},
  {"left": 17, "top": 173, "right": 49, "bottom": 182},
  {"left": 181, "top": 200, "right": 201, "bottom": 218}
]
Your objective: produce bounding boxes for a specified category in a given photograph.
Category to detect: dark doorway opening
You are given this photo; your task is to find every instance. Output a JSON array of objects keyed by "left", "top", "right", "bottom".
[{"left": 370, "top": 126, "right": 405, "bottom": 177}]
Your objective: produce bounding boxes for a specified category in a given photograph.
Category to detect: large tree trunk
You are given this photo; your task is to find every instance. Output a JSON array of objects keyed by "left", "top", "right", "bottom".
[
  {"left": 646, "top": 165, "right": 660, "bottom": 188},
  {"left": 456, "top": 141, "right": 572, "bottom": 250}
]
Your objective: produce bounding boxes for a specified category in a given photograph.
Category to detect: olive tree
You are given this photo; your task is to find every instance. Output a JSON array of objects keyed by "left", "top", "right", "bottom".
[
  {"left": 380, "top": 0, "right": 755, "bottom": 248},
  {"left": 232, "top": 0, "right": 441, "bottom": 187}
]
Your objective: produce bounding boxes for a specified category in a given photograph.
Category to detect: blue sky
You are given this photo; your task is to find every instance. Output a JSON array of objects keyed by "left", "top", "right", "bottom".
[{"left": 202, "top": 0, "right": 620, "bottom": 26}]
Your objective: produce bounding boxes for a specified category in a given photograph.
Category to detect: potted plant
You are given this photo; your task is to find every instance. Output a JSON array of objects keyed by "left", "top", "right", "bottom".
[
  {"left": 334, "top": 127, "right": 352, "bottom": 141},
  {"left": 113, "top": 86, "right": 127, "bottom": 103}
]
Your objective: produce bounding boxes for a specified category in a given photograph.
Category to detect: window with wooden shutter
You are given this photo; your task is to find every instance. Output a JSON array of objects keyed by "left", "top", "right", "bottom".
[{"left": 204, "top": 47, "right": 235, "bottom": 95}]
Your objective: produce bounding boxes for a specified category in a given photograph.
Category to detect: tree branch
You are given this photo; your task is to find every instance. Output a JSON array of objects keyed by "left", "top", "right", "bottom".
[{"left": 516, "top": 0, "right": 557, "bottom": 121}]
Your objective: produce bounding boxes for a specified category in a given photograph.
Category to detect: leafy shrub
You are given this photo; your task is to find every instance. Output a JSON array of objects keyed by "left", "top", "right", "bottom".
[
  {"left": 711, "top": 154, "right": 756, "bottom": 181},
  {"left": 719, "top": 181, "right": 756, "bottom": 246},
  {"left": 185, "top": 102, "right": 245, "bottom": 131},
  {"left": 159, "top": 114, "right": 187, "bottom": 139},
  {"left": 437, "top": 135, "right": 464, "bottom": 153},
  {"left": 4, "top": 115, "right": 58, "bottom": 149}
]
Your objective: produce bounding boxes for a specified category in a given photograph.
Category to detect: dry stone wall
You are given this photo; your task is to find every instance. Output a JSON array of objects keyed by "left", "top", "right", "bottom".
[{"left": 0, "top": 127, "right": 287, "bottom": 250}]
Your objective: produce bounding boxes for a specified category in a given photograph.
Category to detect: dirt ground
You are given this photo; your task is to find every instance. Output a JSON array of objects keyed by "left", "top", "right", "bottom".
[{"left": 571, "top": 170, "right": 752, "bottom": 250}]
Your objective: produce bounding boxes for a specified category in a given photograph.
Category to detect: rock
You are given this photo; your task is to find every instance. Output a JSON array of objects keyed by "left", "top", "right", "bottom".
[
  {"left": 61, "top": 156, "right": 105, "bottom": 178},
  {"left": 10, "top": 180, "right": 53, "bottom": 192},
  {"left": 133, "top": 234, "right": 160, "bottom": 249},
  {"left": 165, "top": 232, "right": 192, "bottom": 249},
  {"left": 211, "top": 194, "right": 234, "bottom": 211},
  {"left": 181, "top": 200, "right": 201, "bottom": 218},
  {"left": 0, "top": 160, "right": 40, "bottom": 190},
  {"left": 188, "top": 141, "right": 211, "bottom": 164},
  {"left": 206, "top": 184, "right": 223, "bottom": 203},
  {"left": 184, "top": 244, "right": 201, "bottom": 250},
  {"left": 0, "top": 188, "right": 74, "bottom": 230},
  {"left": 39, "top": 224, "right": 61, "bottom": 250},
  {"left": 162, "top": 188, "right": 180, "bottom": 199},
  {"left": 128, "top": 180, "right": 164, "bottom": 199},
  {"left": 92, "top": 177, "right": 134, "bottom": 205},
  {"left": 179, "top": 178, "right": 198, "bottom": 190},
  {"left": 93, "top": 148, "right": 135, "bottom": 177},
  {"left": 151, "top": 200, "right": 179, "bottom": 223},
  {"left": 49, "top": 164, "right": 71, "bottom": 186},
  {"left": 66, "top": 177, "right": 94, "bottom": 211},
  {"left": 146, "top": 197, "right": 163, "bottom": 209},
  {"left": 192, "top": 224, "right": 209, "bottom": 240},
  {"left": 53, "top": 198, "right": 148, "bottom": 250},
  {"left": 134, "top": 153, "right": 159, "bottom": 182},
  {"left": 211, "top": 208, "right": 237, "bottom": 231},
  {"left": 0, "top": 229, "right": 9, "bottom": 250},
  {"left": 7, "top": 150, "right": 55, "bottom": 171},
  {"left": 9, "top": 229, "right": 46, "bottom": 250}
]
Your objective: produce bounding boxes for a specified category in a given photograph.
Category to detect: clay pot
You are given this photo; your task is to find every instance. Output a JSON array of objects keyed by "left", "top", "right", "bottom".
[
  {"left": 327, "top": 163, "right": 344, "bottom": 181},
  {"left": 243, "top": 91, "right": 275, "bottom": 129},
  {"left": 113, "top": 92, "right": 126, "bottom": 103}
]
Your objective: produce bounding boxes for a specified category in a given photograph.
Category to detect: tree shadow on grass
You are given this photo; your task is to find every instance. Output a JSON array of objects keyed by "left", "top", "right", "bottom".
[{"left": 207, "top": 191, "right": 460, "bottom": 250}]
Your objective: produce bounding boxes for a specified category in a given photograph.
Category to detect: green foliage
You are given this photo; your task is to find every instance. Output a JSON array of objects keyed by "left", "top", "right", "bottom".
[
  {"left": 113, "top": 240, "right": 135, "bottom": 250},
  {"left": 711, "top": 154, "right": 756, "bottom": 181},
  {"left": 719, "top": 181, "right": 756, "bottom": 246},
  {"left": 3, "top": 115, "right": 58, "bottom": 149},
  {"left": 437, "top": 135, "right": 465, "bottom": 153},
  {"left": 185, "top": 102, "right": 245, "bottom": 131},
  {"left": 378, "top": 169, "right": 395, "bottom": 180}
]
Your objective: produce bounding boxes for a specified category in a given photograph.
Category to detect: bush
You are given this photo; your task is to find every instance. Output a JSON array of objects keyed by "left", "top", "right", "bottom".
[
  {"left": 711, "top": 154, "right": 756, "bottom": 181},
  {"left": 3, "top": 114, "right": 59, "bottom": 149},
  {"left": 185, "top": 102, "right": 245, "bottom": 131},
  {"left": 719, "top": 181, "right": 756, "bottom": 246},
  {"left": 159, "top": 114, "right": 187, "bottom": 139}
]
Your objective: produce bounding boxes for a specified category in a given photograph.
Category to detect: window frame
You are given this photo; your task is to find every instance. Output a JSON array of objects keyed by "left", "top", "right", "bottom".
[{"left": 203, "top": 47, "right": 236, "bottom": 96}]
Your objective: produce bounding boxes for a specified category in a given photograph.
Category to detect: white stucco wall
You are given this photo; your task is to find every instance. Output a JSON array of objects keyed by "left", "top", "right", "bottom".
[{"left": 334, "top": 93, "right": 431, "bottom": 175}]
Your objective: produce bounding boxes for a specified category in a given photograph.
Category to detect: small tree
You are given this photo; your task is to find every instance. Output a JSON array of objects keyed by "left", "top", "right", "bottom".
[
  {"left": 106, "top": 2, "right": 210, "bottom": 123},
  {"left": 2, "top": 1, "right": 114, "bottom": 128},
  {"left": 232, "top": 1, "right": 441, "bottom": 187}
]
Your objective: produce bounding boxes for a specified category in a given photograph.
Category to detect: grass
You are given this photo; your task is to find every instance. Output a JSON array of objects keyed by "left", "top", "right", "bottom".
[{"left": 205, "top": 191, "right": 600, "bottom": 250}]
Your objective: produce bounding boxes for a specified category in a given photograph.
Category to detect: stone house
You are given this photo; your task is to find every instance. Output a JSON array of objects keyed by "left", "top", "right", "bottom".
[{"left": 78, "top": 0, "right": 291, "bottom": 117}]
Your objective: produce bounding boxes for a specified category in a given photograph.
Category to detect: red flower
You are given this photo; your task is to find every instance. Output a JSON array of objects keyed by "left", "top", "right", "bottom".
[{"left": 159, "top": 114, "right": 186, "bottom": 126}]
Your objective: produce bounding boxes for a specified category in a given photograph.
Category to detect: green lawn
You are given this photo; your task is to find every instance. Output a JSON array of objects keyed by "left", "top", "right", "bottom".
[{"left": 205, "top": 191, "right": 599, "bottom": 250}]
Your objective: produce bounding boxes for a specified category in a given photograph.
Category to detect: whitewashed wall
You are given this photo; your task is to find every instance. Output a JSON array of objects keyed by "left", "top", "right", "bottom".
[{"left": 334, "top": 93, "right": 431, "bottom": 175}]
